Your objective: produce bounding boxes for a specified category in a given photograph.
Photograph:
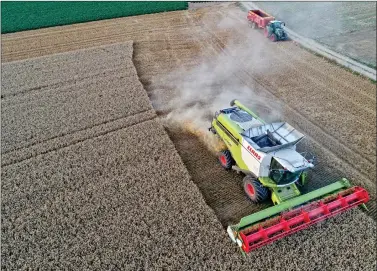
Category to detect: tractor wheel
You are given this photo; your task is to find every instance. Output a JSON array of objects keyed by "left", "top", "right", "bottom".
[
  {"left": 269, "top": 34, "right": 277, "bottom": 42},
  {"left": 251, "top": 22, "right": 257, "bottom": 29},
  {"left": 243, "top": 176, "right": 269, "bottom": 203},
  {"left": 218, "top": 150, "right": 234, "bottom": 170}
]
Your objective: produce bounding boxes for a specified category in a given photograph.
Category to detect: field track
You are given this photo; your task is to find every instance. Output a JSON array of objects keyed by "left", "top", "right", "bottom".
[
  {"left": 2, "top": 3, "right": 376, "bottom": 269},
  {"left": 2, "top": 0, "right": 375, "bottom": 227},
  {"left": 2, "top": 42, "right": 248, "bottom": 270},
  {"left": 254, "top": 2, "right": 377, "bottom": 68}
]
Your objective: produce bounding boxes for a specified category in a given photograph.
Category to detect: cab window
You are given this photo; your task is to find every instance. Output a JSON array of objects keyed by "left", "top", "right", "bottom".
[{"left": 269, "top": 158, "right": 302, "bottom": 185}]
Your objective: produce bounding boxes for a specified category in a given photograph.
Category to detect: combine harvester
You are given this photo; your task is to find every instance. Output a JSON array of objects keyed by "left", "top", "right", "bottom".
[{"left": 208, "top": 100, "right": 369, "bottom": 253}]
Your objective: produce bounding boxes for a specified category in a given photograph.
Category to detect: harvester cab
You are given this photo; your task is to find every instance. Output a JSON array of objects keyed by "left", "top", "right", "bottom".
[
  {"left": 209, "top": 99, "right": 369, "bottom": 253},
  {"left": 266, "top": 20, "right": 287, "bottom": 42}
]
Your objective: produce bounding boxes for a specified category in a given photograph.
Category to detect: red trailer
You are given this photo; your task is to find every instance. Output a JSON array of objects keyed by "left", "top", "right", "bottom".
[
  {"left": 247, "top": 9, "right": 288, "bottom": 42},
  {"left": 247, "top": 9, "right": 275, "bottom": 29}
]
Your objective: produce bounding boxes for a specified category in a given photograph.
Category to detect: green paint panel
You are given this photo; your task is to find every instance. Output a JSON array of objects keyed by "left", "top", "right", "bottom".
[
  {"left": 237, "top": 178, "right": 351, "bottom": 229},
  {"left": 1, "top": 1, "right": 188, "bottom": 33},
  {"left": 212, "top": 116, "right": 249, "bottom": 170},
  {"left": 271, "top": 183, "right": 301, "bottom": 204},
  {"left": 258, "top": 177, "right": 277, "bottom": 188}
]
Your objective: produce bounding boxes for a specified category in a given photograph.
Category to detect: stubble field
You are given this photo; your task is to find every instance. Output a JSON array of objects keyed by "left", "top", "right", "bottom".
[
  {"left": 255, "top": 1, "right": 377, "bottom": 68},
  {"left": 1, "top": 3, "right": 376, "bottom": 270}
]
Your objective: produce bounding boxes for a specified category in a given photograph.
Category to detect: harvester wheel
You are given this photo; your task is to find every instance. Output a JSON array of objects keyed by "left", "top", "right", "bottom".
[
  {"left": 243, "top": 176, "right": 269, "bottom": 203},
  {"left": 269, "top": 34, "right": 277, "bottom": 42},
  {"left": 218, "top": 150, "right": 234, "bottom": 170}
]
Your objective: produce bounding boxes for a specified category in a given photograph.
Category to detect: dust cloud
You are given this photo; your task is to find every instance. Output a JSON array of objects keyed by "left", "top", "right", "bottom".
[
  {"left": 254, "top": 2, "right": 344, "bottom": 40},
  {"left": 151, "top": 4, "right": 283, "bottom": 151}
]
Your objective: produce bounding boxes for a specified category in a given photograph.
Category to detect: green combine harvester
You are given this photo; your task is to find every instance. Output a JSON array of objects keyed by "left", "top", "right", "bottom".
[{"left": 209, "top": 99, "right": 369, "bottom": 253}]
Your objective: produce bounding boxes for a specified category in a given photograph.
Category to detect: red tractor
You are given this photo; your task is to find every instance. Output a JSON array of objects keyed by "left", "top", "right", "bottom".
[{"left": 247, "top": 9, "right": 288, "bottom": 42}]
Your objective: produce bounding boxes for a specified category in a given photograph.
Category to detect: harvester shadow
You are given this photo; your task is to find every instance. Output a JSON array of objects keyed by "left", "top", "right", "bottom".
[
  {"left": 164, "top": 125, "right": 345, "bottom": 228},
  {"left": 165, "top": 127, "right": 272, "bottom": 227}
]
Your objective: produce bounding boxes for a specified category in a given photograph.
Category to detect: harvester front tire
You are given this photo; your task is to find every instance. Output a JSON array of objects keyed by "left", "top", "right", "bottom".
[
  {"left": 219, "top": 150, "right": 234, "bottom": 170},
  {"left": 243, "top": 176, "right": 269, "bottom": 203}
]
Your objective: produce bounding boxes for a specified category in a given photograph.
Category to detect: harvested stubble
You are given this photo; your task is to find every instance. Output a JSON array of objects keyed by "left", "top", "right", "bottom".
[
  {"left": 254, "top": 2, "right": 377, "bottom": 68},
  {"left": 2, "top": 112, "right": 376, "bottom": 270},
  {"left": 1, "top": 6, "right": 376, "bottom": 269},
  {"left": 2, "top": 116, "right": 376, "bottom": 270}
]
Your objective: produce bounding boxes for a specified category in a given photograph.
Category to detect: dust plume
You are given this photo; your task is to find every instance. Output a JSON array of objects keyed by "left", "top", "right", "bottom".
[{"left": 151, "top": 3, "right": 283, "bottom": 152}]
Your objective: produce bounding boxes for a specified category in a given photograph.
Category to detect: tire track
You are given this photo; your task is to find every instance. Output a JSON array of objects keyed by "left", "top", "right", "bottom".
[
  {"left": 190, "top": 22, "right": 376, "bottom": 220},
  {"left": 3, "top": 0, "right": 375, "bottom": 225},
  {"left": 2, "top": 70, "right": 133, "bottom": 103},
  {"left": 204, "top": 27, "right": 375, "bottom": 176},
  {"left": 217, "top": 7, "right": 376, "bottom": 100},
  {"left": 2, "top": 28, "right": 197, "bottom": 62},
  {"left": 274, "top": 42, "right": 376, "bottom": 101},
  {"left": 1, "top": 13, "right": 199, "bottom": 62},
  {"left": 265, "top": 42, "right": 375, "bottom": 114},
  {"left": 134, "top": 7, "right": 377, "bottom": 222},
  {"left": 134, "top": 9, "right": 377, "bottom": 224},
  {"left": 2, "top": 5, "right": 375, "bottom": 268},
  {"left": 1, "top": 110, "right": 157, "bottom": 167}
]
